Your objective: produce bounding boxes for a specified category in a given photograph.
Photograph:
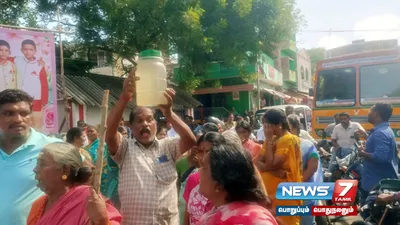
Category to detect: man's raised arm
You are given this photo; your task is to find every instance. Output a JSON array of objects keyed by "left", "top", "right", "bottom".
[
  {"left": 106, "top": 69, "right": 138, "bottom": 155},
  {"left": 158, "top": 89, "right": 196, "bottom": 154}
]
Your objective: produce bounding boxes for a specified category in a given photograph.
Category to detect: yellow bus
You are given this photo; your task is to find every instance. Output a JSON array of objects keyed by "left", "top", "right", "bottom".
[{"left": 311, "top": 43, "right": 400, "bottom": 144}]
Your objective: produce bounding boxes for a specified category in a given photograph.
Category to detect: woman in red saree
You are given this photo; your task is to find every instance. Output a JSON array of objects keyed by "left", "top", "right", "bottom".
[{"left": 27, "top": 142, "right": 122, "bottom": 225}]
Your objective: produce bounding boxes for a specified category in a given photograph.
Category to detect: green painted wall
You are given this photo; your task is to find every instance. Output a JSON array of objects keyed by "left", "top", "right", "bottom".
[
  {"left": 289, "top": 59, "right": 297, "bottom": 71},
  {"left": 219, "top": 77, "right": 247, "bottom": 86},
  {"left": 224, "top": 91, "right": 250, "bottom": 115},
  {"left": 174, "top": 63, "right": 257, "bottom": 82},
  {"left": 281, "top": 51, "right": 290, "bottom": 58}
]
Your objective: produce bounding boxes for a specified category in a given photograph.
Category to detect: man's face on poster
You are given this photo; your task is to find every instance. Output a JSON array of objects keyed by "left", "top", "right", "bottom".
[
  {"left": 0, "top": 45, "right": 10, "bottom": 60},
  {"left": 21, "top": 44, "right": 36, "bottom": 60}
]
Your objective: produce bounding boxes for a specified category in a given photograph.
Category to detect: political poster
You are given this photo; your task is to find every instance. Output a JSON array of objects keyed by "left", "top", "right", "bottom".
[{"left": 0, "top": 27, "right": 58, "bottom": 134}]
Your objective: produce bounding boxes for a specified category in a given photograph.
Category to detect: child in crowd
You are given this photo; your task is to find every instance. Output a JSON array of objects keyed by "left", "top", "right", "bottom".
[
  {"left": 11, "top": 39, "right": 49, "bottom": 129},
  {"left": 0, "top": 40, "right": 17, "bottom": 90}
]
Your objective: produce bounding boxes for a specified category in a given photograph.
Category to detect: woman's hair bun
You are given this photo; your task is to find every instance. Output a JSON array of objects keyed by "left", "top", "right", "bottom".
[{"left": 71, "top": 167, "right": 93, "bottom": 184}]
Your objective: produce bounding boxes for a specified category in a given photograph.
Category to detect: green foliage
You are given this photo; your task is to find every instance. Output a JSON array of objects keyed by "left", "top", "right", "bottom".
[
  {"left": 0, "top": 0, "right": 28, "bottom": 25},
  {"left": 240, "top": 73, "right": 258, "bottom": 83},
  {"left": 55, "top": 42, "right": 96, "bottom": 75},
  {"left": 2, "top": 0, "right": 302, "bottom": 93},
  {"left": 171, "top": 0, "right": 302, "bottom": 91},
  {"left": 210, "top": 79, "right": 222, "bottom": 88},
  {"left": 306, "top": 47, "right": 326, "bottom": 73}
]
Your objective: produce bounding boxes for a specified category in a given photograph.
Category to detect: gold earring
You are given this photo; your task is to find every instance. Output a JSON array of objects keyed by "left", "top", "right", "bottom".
[
  {"left": 215, "top": 189, "right": 219, "bottom": 193},
  {"left": 61, "top": 175, "right": 68, "bottom": 180}
]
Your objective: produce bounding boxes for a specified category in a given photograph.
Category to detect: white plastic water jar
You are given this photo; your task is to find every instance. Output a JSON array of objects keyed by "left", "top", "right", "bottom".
[{"left": 135, "top": 50, "right": 168, "bottom": 106}]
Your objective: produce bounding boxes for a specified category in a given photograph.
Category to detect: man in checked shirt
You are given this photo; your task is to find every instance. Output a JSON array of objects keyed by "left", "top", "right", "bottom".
[{"left": 106, "top": 69, "right": 197, "bottom": 225}]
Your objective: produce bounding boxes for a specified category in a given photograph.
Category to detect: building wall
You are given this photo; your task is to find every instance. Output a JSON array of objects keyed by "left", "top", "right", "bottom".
[
  {"left": 57, "top": 101, "right": 132, "bottom": 133},
  {"left": 57, "top": 100, "right": 85, "bottom": 133},
  {"left": 86, "top": 106, "right": 132, "bottom": 127},
  {"left": 281, "top": 57, "right": 290, "bottom": 81},
  {"left": 297, "top": 49, "right": 312, "bottom": 93},
  {"left": 224, "top": 91, "right": 250, "bottom": 115}
]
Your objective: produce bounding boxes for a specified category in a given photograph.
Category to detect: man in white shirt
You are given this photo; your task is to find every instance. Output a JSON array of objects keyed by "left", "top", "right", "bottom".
[
  {"left": 256, "top": 126, "right": 265, "bottom": 144},
  {"left": 327, "top": 112, "right": 365, "bottom": 173},
  {"left": 256, "top": 117, "right": 266, "bottom": 144}
]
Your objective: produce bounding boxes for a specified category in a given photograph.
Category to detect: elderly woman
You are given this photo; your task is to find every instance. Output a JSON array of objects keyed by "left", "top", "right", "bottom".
[
  {"left": 85, "top": 125, "right": 119, "bottom": 208},
  {"left": 197, "top": 133, "right": 278, "bottom": 224},
  {"left": 257, "top": 108, "right": 303, "bottom": 225},
  {"left": 287, "top": 114, "right": 323, "bottom": 225},
  {"left": 27, "top": 143, "right": 122, "bottom": 225}
]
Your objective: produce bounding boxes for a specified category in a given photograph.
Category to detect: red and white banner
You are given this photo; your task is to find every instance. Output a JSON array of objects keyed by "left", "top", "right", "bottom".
[{"left": 0, "top": 28, "right": 58, "bottom": 134}]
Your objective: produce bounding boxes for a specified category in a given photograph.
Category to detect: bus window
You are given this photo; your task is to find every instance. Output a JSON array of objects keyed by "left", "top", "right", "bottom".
[
  {"left": 360, "top": 63, "right": 400, "bottom": 105},
  {"left": 316, "top": 67, "right": 356, "bottom": 107}
]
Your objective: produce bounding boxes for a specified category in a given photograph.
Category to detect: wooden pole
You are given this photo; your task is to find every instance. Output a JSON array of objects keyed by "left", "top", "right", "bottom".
[
  {"left": 92, "top": 90, "right": 110, "bottom": 193},
  {"left": 57, "top": 6, "right": 70, "bottom": 132}
]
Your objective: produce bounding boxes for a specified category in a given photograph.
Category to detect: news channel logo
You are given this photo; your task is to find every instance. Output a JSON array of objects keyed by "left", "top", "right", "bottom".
[{"left": 276, "top": 181, "right": 358, "bottom": 203}]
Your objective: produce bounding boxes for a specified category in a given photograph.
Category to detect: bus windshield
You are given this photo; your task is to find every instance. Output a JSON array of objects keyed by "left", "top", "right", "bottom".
[
  {"left": 316, "top": 67, "right": 356, "bottom": 107},
  {"left": 360, "top": 63, "right": 400, "bottom": 105}
]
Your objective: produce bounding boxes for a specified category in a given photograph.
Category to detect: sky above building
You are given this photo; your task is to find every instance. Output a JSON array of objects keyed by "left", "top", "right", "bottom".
[{"left": 296, "top": 0, "right": 400, "bottom": 50}]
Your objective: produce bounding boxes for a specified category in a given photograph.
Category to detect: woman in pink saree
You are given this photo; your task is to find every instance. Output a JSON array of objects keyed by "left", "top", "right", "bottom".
[
  {"left": 235, "top": 121, "right": 261, "bottom": 163},
  {"left": 27, "top": 142, "right": 122, "bottom": 225}
]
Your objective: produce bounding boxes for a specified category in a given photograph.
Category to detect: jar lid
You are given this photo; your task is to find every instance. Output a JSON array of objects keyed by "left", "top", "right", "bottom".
[{"left": 139, "top": 49, "right": 162, "bottom": 58}]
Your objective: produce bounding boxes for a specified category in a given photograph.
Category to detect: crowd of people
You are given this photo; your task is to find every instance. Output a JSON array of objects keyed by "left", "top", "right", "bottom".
[{"left": 0, "top": 68, "right": 399, "bottom": 225}]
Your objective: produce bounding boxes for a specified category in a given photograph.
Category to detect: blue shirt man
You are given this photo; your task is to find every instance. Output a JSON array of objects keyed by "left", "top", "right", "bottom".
[
  {"left": 0, "top": 89, "right": 60, "bottom": 225},
  {"left": 358, "top": 103, "right": 399, "bottom": 219},
  {"left": 361, "top": 122, "right": 398, "bottom": 192}
]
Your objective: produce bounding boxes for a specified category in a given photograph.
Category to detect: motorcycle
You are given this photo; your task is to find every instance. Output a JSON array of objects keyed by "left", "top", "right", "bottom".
[
  {"left": 323, "top": 145, "right": 362, "bottom": 182},
  {"left": 351, "top": 179, "right": 400, "bottom": 225},
  {"left": 319, "top": 143, "right": 364, "bottom": 223},
  {"left": 323, "top": 134, "right": 364, "bottom": 183}
]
